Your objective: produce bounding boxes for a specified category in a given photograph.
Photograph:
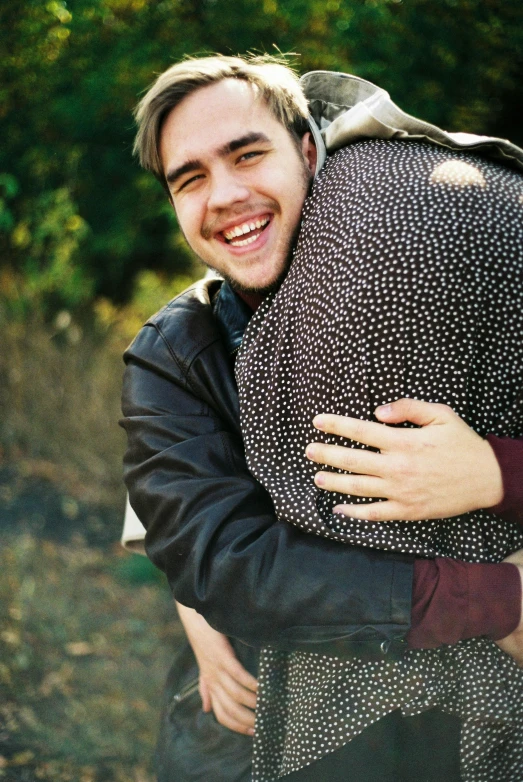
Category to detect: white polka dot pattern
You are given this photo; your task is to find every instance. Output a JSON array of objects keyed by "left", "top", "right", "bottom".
[{"left": 236, "top": 140, "right": 523, "bottom": 781}]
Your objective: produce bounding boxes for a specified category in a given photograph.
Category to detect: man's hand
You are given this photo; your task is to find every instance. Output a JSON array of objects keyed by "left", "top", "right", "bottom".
[
  {"left": 496, "top": 550, "right": 523, "bottom": 667},
  {"left": 176, "top": 602, "right": 257, "bottom": 736},
  {"left": 305, "top": 398, "right": 503, "bottom": 521}
]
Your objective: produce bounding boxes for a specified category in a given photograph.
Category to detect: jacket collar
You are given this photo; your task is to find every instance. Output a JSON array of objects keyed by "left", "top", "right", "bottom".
[{"left": 213, "top": 281, "right": 253, "bottom": 355}]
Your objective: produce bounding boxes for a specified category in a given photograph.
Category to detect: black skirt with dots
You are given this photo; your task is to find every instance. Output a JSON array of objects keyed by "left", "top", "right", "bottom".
[{"left": 236, "top": 140, "right": 523, "bottom": 781}]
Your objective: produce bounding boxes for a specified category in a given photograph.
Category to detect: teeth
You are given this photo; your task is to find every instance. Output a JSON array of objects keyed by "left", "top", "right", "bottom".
[
  {"left": 230, "top": 233, "right": 260, "bottom": 247},
  {"left": 224, "top": 217, "right": 269, "bottom": 241}
]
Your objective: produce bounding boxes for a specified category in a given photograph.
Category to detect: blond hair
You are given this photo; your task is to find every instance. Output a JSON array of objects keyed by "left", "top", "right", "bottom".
[{"left": 133, "top": 54, "right": 309, "bottom": 186}]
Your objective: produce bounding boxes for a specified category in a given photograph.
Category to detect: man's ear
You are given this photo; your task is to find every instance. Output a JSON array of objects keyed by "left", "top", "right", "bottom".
[{"left": 301, "top": 132, "right": 317, "bottom": 175}]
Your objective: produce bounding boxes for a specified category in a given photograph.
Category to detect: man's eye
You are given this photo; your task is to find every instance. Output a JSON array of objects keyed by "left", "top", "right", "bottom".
[
  {"left": 239, "top": 151, "right": 263, "bottom": 162},
  {"left": 178, "top": 174, "right": 204, "bottom": 192}
]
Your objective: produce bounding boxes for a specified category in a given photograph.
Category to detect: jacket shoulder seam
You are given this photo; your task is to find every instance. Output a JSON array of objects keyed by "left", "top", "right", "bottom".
[{"left": 154, "top": 319, "right": 223, "bottom": 381}]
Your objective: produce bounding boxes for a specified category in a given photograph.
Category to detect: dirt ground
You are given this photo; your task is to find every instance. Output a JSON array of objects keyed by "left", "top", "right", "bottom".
[{"left": 0, "top": 463, "right": 184, "bottom": 781}]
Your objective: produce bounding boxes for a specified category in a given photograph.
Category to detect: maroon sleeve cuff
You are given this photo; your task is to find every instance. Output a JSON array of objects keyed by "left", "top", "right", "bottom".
[
  {"left": 486, "top": 435, "right": 523, "bottom": 525},
  {"left": 407, "top": 558, "right": 521, "bottom": 649}
]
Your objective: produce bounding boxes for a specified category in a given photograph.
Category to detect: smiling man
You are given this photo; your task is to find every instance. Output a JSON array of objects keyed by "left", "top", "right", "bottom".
[
  {"left": 153, "top": 72, "right": 316, "bottom": 294},
  {"left": 159, "top": 81, "right": 315, "bottom": 294},
  {"left": 123, "top": 55, "right": 523, "bottom": 781}
]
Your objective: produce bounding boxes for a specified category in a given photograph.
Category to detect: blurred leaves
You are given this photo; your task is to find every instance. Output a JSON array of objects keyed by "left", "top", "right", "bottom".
[
  {"left": 0, "top": 0, "right": 521, "bottom": 316},
  {"left": 10, "top": 187, "right": 93, "bottom": 317},
  {"left": 93, "top": 268, "right": 197, "bottom": 342}
]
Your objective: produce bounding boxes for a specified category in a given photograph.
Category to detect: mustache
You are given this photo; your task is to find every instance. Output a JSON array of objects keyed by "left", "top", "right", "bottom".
[{"left": 201, "top": 200, "right": 279, "bottom": 240}]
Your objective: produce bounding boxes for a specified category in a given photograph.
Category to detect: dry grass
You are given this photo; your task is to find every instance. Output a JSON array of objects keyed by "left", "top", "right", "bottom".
[
  {"left": 0, "top": 313, "right": 128, "bottom": 508},
  {"left": 0, "top": 270, "right": 199, "bottom": 508}
]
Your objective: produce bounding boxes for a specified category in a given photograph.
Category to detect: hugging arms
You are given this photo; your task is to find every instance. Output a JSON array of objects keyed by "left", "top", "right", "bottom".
[{"left": 121, "top": 276, "right": 523, "bottom": 735}]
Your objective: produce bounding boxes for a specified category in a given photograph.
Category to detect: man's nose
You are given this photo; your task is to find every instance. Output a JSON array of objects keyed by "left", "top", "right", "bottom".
[{"left": 207, "top": 169, "right": 250, "bottom": 211}]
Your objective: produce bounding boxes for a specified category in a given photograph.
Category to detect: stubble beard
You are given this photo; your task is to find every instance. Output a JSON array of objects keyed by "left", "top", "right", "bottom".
[{"left": 220, "top": 219, "right": 298, "bottom": 296}]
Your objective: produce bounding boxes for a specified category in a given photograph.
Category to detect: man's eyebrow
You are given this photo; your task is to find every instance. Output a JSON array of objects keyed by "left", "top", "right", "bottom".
[
  {"left": 166, "top": 160, "right": 202, "bottom": 187},
  {"left": 165, "top": 132, "right": 271, "bottom": 188},
  {"left": 218, "top": 132, "right": 271, "bottom": 156}
]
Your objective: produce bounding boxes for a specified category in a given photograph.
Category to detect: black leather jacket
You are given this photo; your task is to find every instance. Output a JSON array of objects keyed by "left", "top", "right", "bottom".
[{"left": 121, "top": 278, "right": 414, "bottom": 658}]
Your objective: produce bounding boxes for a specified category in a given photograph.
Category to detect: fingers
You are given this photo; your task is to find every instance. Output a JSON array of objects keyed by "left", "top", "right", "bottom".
[
  {"left": 374, "top": 398, "right": 454, "bottom": 426},
  {"left": 314, "top": 471, "right": 384, "bottom": 498},
  {"left": 306, "top": 442, "right": 381, "bottom": 475},
  {"left": 223, "top": 675, "right": 257, "bottom": 710},
  {"left": 201, "top": 666, "right": 257, "bottom": 711},
  {"left": 203, "top": 674, "right": 256, "bottom": 735},
  {"left": 211, "top": 694, "right": 256, "bottom": 735},
  {"left": 201, "top": 669, "right": 257, "bottom": 734},
  {"left": 225, "top": 657, "right": 258, "bottom": 694},
  {"left": 313, "top": 414, "right": 399, "bottom": 451},
  {"left": 332, "top": 501, "right": 411, "bottom": 522},
  {"left": 199, "top": 678, "right": 212, "bottom": 712},
  {"left": 313, "top": 403, "right": 456, "bottom": 450}
]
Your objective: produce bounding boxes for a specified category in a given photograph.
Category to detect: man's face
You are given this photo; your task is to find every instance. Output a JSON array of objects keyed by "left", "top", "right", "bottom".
[{"left": 160, "top": 79, "right": 316, "bottom": 293}]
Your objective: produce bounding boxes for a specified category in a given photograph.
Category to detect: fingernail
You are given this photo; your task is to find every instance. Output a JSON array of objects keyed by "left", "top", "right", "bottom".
[
  {"left": 248, "top": 728, "right": 255, "bottom": 736},
  {"left": 314, "top": 472, "right": 325, "bottom": 487},
  {"left": 305, "top": 445, "right": 316, "bottom": 459},
  {"left": 375, "top": 404, "right": 392, "bottom": 415},
  {"left": 313, "top": 416, "right": 325, "bottom": 430}
]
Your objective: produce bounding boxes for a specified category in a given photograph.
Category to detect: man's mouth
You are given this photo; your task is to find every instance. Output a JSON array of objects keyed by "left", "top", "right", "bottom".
[{"left": 222, "top": 217, "right": 270, "bottom": 247}]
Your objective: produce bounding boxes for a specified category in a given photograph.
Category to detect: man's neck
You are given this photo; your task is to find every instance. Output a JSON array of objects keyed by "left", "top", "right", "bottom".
[{"left": 235, "top": 290, "right": 265, "bottom": 312}]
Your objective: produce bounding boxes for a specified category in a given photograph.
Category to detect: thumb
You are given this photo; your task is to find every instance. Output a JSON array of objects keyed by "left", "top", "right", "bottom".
[{"left": 374, "top": 398, "right": 452, "bottom": 427}]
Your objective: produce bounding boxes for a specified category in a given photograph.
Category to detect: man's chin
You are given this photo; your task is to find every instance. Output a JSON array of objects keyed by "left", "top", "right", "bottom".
[{"left": 205, "top": 258, "right": 292, "bottom": 297}]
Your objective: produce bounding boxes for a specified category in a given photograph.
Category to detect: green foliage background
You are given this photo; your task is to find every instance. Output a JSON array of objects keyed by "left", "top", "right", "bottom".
[{"left": 1, "top": 0, "right": 522, "bottom": 315}]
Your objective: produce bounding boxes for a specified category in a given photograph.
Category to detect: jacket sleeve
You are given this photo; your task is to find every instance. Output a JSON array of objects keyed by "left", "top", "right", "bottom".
[{"left": 121, "top": 322, "right": 414, "bottom": 656}]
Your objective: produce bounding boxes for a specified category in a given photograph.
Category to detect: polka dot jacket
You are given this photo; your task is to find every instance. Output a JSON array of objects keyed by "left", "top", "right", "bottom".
[{"left": 236, "top": 140, "right": 523, "bottom": 781}]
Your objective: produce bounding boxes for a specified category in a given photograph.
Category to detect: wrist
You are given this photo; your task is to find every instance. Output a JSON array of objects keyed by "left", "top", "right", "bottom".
[{"left": 478, "top": 438, "right": 504, "bottom": 509}]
